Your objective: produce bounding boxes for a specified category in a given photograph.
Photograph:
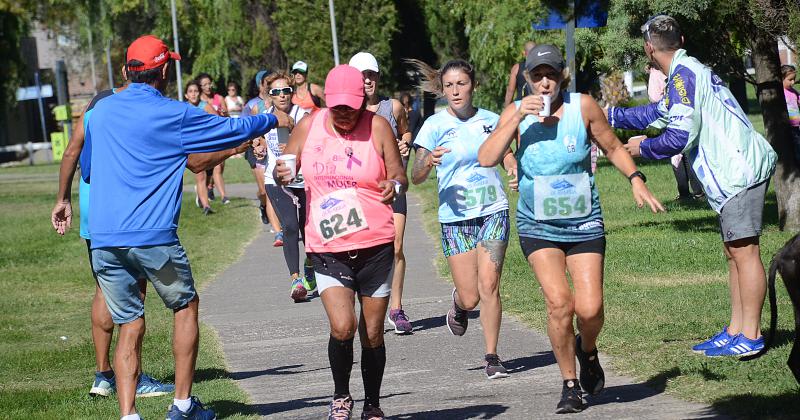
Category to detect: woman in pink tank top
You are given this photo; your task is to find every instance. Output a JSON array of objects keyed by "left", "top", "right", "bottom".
[{"left": 275, "top": 65, "right": 407, "bottom": 420}]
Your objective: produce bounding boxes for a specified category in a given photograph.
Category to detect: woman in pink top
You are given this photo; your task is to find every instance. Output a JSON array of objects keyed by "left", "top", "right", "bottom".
[
  {"left": 197, "top": 73, "right": 231, "bottom": 203},
  {"left": 275, "top": 64, "right": 406, "bottom": 420},
  {"left": 782, "top": 65, "right": 800, "bottom": 163}
]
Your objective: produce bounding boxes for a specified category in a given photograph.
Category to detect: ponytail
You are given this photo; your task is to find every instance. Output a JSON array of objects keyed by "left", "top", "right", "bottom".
[{"left": 405, "top": 58, "right": 476, "bottom": 97}]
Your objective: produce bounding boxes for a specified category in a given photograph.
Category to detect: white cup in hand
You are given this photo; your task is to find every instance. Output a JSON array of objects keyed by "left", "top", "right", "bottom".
[
  {"left": 539, "top": 94, "right": 552, "bottom": 117},
  {"left": 278, "top": 154, "right": 296, "bottom": 181}
]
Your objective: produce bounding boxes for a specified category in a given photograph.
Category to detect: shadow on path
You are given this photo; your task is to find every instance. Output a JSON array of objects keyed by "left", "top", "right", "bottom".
[
  {"left": 230, "top": 364, "right": 330, "bottom": 379},
  {"left": 210, "top": 392, "right": 413, "bottom": 417},
  {"left": 394, "top": 403, "right": 509, "bottom": 419},
  {"left": 466, "top": 351, "right": 557, "bottom": 374}
]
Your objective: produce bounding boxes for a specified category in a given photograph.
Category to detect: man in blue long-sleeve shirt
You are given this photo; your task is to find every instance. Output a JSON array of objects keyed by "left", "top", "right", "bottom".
[{"left": 85, "top": 35, "right": 290, "bottom": 420}]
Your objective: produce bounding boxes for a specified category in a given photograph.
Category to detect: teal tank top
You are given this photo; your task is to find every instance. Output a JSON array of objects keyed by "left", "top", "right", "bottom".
[{"left": 515, "top": 92, "right": 604, "bottom": 242}]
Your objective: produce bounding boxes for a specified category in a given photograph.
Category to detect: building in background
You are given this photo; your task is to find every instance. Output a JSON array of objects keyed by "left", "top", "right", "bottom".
[{"left": 1, "top": 22, "right": 96, "bottom": 154}]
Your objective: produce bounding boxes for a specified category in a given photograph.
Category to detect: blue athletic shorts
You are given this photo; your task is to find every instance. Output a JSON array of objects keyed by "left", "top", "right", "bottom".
[
  {"left": 440, "top": 210, "right": 510, "bottom": 257},
  {"left": 91, "top": 243, "right": 197, "bottom": 324}
]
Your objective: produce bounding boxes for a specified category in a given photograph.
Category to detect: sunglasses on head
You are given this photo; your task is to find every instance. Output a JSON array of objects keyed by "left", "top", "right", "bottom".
[
  {"left": 641, "top": 13, "right": 669, "bottom": 41},
  {"left": 269, "top": 87, "right": 293, "bottom": 96}
]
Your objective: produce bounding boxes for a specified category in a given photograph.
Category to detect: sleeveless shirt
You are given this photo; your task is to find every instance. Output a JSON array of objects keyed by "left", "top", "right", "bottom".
[
  {"left": 514, "top": 62, "right": 529, "bottom": 101},
  {"left": 516, "top": 92, "right": 604, "bottom": 241},
  {"left": 302, "top": 109, "right": 395, "bottom": 252},
  {"left": 375, "top": 99, "right": 398, "bottom": 138}
]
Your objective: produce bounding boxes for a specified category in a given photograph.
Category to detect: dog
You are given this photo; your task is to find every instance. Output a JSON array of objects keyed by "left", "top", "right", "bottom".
[{"left": 741, "top": 234, "right": 800, "bottom": 384}]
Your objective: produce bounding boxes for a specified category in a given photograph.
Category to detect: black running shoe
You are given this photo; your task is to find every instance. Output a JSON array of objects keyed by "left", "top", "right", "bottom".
[
  {"left": 555, "top": 379, "right": 586, "bottom": 414},
  {"left": 361, "top": 404, "right": 385, "bottom": 420},
  {"left": 207, "top": 187, "right": 215, "bottom": 201},
  {"left": 259, "top": 205, "right": 268, "bottom": 224},
  {"left": 484, "top": 353, "right": 509, "bottom": 379},
  {"left": 576, "top": 335, "right": 605, "bottom": 395}
]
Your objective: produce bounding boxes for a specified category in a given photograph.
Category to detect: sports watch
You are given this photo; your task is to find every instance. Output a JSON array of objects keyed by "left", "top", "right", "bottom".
[{"left": 627, "top": 171, "right": 647, "bottom": 184}]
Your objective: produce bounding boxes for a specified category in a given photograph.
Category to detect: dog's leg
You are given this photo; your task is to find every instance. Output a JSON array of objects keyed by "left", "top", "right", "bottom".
[{"left": 781, "top": 236, "right": 800, "bottom": 383}]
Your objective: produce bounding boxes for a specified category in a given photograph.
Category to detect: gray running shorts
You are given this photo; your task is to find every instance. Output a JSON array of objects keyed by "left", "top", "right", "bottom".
[{"left": 718, "top": 180, "right": 769, "bottom": 242}]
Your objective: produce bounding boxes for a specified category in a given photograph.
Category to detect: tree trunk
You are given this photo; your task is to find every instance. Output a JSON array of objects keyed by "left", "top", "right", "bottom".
[
  {"left": 751, "top": 29, "right": 800, "bottom": 230},
  {"left": 729, "top": 76, "right": 749, "bottom": 113}
]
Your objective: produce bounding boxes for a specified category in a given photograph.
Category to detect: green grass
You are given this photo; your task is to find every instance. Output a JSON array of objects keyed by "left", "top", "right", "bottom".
[
  {"left": 413, "top": 155, "right": 799, "bottom": 419},
  {"left": 0, "top": 164, "right": 261, "bottom": 419},
  {"left": 181, "top": 155, "right": 254, "bottom": 185}
]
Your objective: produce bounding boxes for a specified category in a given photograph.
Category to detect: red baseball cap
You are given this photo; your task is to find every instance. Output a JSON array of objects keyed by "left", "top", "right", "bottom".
[
  {"left": 126, "top": 35, "right": 181, "bottom": 71},
  {"left": 325, "top": 65, "right": 365, "bottom": 109}
]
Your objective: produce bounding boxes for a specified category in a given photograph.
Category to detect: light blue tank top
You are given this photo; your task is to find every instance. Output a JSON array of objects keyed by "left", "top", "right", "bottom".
[{"left": 516, "top": 92, "right": 604, "bottom": 241}]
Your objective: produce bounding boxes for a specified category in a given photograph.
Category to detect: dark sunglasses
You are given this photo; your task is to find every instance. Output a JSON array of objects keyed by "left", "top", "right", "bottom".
[
  {"left": 291, "top": 70, "right": 307, "bottom": 75},
  {"left": 641, "top": 13, "right": 669, "bottom": 41},
  {"left": 269, "top": 87, "right": 293, "bottom": 96}
]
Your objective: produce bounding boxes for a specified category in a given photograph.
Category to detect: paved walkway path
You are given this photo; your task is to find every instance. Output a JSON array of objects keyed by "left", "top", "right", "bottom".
[{"left": 201, "top": 184, "right": 721, "bottom": 419}]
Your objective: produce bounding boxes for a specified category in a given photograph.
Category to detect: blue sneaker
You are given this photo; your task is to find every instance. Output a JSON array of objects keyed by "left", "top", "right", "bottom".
[
  {"left": 705, "top": 333, "right": 764, "bottom": 357},
  {"left": 136, "top": 373, "right": 175, "bottom": 397},
  {"left": 692, "top": 326, "right": 733, "bottom": 354},
  {"left": 89, "top": 371, "right": 115, "bottom": 397},
  {"left": 166, "top": 396, "right": 216, "bottom": 420}
]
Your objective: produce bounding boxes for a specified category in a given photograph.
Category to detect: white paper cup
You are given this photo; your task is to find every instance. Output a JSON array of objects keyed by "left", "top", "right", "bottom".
[
  {"left": 539, "top": 94, "right": 552, "bottom": 117},
  {"left": 278, "top": 154, "right": 297, "bottom": 180}
]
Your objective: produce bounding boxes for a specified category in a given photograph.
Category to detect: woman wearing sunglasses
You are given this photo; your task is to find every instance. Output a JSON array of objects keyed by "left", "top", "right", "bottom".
[
  {"left": 259, "top": 72, "right": 314, "bottom": 302},
  {"left": 290, "top": 60, "right": 326, "bottom": 113},
  {"left": 275, "top": 64, "right": 406, "bottom": 420}
]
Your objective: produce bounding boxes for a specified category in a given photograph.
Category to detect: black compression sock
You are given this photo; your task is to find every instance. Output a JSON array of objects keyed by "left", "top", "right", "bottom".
[
  {"left": 328, "top": 336, "right": 354, "bottom": 396},
  {"left": 99, "top": 370, "right": 115, "bottom": 380},
  {"left": 361, "top": 344, "right": 386, "bottom": 408}
]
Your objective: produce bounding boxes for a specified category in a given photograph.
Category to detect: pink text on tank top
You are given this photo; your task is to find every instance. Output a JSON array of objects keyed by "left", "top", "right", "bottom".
[{"left": 302, "top": 109, "right": 395, "bottom": 253}]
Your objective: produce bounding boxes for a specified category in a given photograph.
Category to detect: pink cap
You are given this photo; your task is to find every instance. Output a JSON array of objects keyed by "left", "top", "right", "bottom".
[{"left": 324, "top": 65, "right": 365, "bottom": 109}]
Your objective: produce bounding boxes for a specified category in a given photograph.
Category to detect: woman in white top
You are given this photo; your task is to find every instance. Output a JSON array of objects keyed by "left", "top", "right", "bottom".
[
  {"left": 225, "top": 81, "right": 244, "bottom": 118},
  {"left": 258, "top": 72, "right": 313, "bottom": 302}
]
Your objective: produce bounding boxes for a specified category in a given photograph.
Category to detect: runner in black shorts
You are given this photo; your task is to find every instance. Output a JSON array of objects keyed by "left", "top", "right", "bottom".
[
  {"left": 479, "top": 45, "right": 663, "bottom": 413},
  {"left": 275, "top": 64, "right": 407, "bottom": 420}
]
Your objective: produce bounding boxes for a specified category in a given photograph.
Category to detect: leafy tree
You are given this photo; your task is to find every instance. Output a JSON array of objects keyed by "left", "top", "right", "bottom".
[
  {"left": 0, "top": 5, "right": 30, "bottom": 116},
  {"left": 274, "top": 0, "right": 399, "bottom": 90},
  {"left": 418, "top": 0, "right": 548, "bottom": 111}
]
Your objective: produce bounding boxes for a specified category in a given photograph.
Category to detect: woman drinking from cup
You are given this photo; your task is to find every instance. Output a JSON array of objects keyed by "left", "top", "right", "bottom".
[{"left": 478, "top": 44, "right": 664, "bottom": 413}]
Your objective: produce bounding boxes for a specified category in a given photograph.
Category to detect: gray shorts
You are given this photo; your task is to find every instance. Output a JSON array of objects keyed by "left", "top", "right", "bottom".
[{"left": 718, "top": 180, "right": 769, "bottom": 242}]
